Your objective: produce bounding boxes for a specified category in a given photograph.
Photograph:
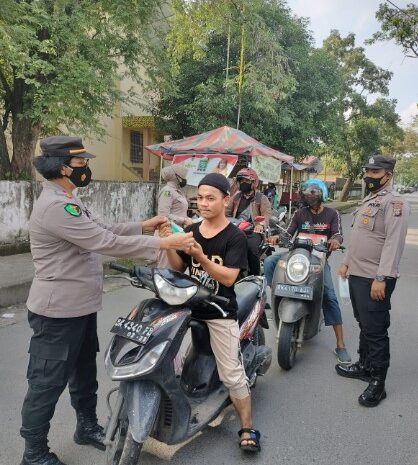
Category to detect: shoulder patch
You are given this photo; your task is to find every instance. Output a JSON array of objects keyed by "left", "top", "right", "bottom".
[
  {"left": 391, "top": 200, "right": 403, "bottom": 217},
  {"left": 64, "top": 203, "right": 82, "bottom": 217},
  {"left": 162, "top": 190, "right": 171, "bottom": 197}
]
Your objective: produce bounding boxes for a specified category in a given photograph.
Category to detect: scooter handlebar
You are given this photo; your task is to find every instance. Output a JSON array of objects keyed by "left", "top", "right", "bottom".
[
  {"left": 211, "top": 295, "right": 230, "bottom": 306},
  {"left": 109, "top": 262, "right": 132, "bottom": 274}
]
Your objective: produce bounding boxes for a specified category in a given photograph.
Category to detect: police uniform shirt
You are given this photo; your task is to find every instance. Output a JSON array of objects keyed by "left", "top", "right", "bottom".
[
  {"left": 343, "top": 188, "right": 410, "bottom": 279},
  {"left": 27, "top": 181, "right": 161, "bottom": 318}
]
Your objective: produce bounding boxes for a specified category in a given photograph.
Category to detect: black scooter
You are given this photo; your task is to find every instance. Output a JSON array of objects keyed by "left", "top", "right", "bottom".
[
  {"left": 271, "top": 234, "right": 342, "bottom": 370},
  {"left": 104, "top": 264, "right": 272, "bottom": 465}
]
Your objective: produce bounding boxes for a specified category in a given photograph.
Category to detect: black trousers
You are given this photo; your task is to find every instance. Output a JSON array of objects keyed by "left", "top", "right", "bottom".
[
  {"left": 348, "top": 275, "right": 397, "bottom": 370},
  {"left": 246, "top": 233, "right": 263, "bottom": 276},
  {"left": 20, "top": 311, "right": 99, "bottom": 439}
]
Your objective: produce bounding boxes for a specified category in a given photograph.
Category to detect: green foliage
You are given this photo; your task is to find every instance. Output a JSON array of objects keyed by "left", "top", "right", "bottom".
[
  {"left": 367, "top": 2, "right": 418, "bottom": 59},
  {"left": 150, "top": 0, "right": 342, "bottom": 159},
  {"left": 0, "top": 0, "right": 165, "bottom": 179},
  {"left": 319, "top": 31, "right": 402, "bottom": 186}
]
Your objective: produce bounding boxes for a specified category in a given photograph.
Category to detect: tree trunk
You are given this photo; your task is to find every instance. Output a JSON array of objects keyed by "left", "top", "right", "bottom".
[
  {"left": 339, "top": 177, "right": 353, "bottom": 201},
  {"left": 0, "top": 128, "right": 11, "bottom": 179},
  {"left": 11, "top": 116, "right": 41, "bottom": 180}
]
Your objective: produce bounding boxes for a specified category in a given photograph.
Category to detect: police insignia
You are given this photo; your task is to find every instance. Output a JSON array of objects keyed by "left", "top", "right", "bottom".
[
  {"left": 362, "top": 217, "right": 369, "bottom": 225},
  {"left": 64, "top": 203, "right": 82, "bottom": 217},
  {"left": 392, "top": 201, "right": 403, "bottom": 217},
  {"left": 163, "top": 191, "right": 171, "bottom": 197}
]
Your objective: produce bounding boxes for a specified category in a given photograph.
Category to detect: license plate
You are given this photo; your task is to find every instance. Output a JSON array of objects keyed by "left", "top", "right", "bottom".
[
  {"left": 275, "top": 284, "right": 313, "bottom": 300},
  {"left": 111, "top": 317, "right": 154, "bottom": 344}
]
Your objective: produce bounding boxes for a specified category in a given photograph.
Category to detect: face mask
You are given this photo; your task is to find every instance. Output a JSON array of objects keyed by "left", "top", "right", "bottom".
[
  {"left": 67, "top": 165, "right": 92, "bottom": 187},
  {"left": 174, "top": 174, "right": 187, "bottom": 188},
  {"left": 363, "top": 175, "right": 386, "bottom": 192},
  {"left": 239, "top": 182, "right": 252, "bottom": 193}
]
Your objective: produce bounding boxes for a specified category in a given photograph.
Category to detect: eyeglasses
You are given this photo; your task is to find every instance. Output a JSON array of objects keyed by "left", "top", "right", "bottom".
[
  {"left": 69, "top": 158, "right": 89, "bottom": 168},
  {"left": 301, "top": 187, "right": 322, "bottom": 195}
]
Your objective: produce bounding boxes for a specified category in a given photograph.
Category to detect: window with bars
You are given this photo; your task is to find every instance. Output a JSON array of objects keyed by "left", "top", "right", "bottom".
[{"left": 130, "top": 131, "right": 143, "bottom": 164}]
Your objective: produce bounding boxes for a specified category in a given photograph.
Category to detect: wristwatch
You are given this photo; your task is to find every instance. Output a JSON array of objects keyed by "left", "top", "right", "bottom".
[{"left": 375, "top": 275, "right": 386, "bottom": 282}]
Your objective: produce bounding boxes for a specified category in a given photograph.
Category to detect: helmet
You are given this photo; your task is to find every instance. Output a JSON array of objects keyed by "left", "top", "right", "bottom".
[
  {"left": 300, "top": 179, "right": 328, "bottom": 208},
  {"left": 236, "top": 167, "right": 259, "bottom": 192}
]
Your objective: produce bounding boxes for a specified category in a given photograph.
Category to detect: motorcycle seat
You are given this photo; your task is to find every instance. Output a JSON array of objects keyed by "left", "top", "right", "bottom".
[{"left": 235, "top": 281, "right": 260, "bottom": 326}]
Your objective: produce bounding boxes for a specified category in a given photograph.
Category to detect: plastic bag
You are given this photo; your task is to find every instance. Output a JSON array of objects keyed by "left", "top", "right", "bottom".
[{"left": 338, "top": 276, "right": 350, "bottom": 300}]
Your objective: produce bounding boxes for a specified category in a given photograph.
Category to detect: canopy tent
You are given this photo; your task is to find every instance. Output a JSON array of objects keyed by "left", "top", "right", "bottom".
[{"left": 145, "top": 126, "right": 294, "bottom": 164}]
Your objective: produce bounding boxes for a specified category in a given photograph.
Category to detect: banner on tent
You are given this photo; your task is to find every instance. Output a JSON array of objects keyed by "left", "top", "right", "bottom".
[
  {"left": 172, "top": 154, "right": 238, "bottom": 186},
  {"left": 251, "top": 156, "right": 281, "bottom": 183}
]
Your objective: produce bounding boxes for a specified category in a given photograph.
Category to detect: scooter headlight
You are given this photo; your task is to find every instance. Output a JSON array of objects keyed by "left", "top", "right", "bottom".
[
  {"left": 154, "top": 274, "right": 198, "bottom": 305},
  {"left": 105, "top": 340, "right": 169, "bottom": 380},
  {"left": 286, "top": 254, "right": 310, "bottom": 283}
]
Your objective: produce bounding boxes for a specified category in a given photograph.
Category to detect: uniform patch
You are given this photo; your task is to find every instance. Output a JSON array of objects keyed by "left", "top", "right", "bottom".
[
  {"left": 391, "top": 200, "right": 403, "bottom": 217},
  {"left": 64, "top": 203, "right": 82, "bottom": 217},
  {"left": 362, "top": 217, "right": 369, "bottom": 225},
  {"left": 163, "top": 191, "right": 171, "bottom": 197}
]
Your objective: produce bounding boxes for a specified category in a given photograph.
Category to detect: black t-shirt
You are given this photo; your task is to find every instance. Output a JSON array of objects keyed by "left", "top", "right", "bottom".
[
  {"left": 287, "top": 206, "right": 343, "bottom": 243},
  {"left": 177, "top": 222, "right": 248, "bottom": 320}
]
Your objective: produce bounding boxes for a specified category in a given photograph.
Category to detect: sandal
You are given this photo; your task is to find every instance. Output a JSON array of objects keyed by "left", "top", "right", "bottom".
[{"left": 238, "top": 428, "right": 261, "bottom": 452}]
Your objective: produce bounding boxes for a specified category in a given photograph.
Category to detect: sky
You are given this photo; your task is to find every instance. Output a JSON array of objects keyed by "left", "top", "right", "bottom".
[{"left": 289, "top": 0, "right": 417, "bottom": 126}]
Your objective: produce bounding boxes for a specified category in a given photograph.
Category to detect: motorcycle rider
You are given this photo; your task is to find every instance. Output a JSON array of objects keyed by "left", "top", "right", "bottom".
[
  {"left": 264, "top": 179, "right": 351, "bottom": 364},
  {"left": 164, "top": 172, "right": 262, "bottom": 452},
  {"left": 226, "top": 168, "right": 272, "bottom": 276}
]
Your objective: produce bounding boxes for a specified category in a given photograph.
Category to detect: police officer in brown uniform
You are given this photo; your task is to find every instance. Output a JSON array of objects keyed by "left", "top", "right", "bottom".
[
  {"left": 336, "top": 155, "right": 410, "bottom": 407},
  {"left": 20, "top": 136, "right": 194, "bottom": 465}
]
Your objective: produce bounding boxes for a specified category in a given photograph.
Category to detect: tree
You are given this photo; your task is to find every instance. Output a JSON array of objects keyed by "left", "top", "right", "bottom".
[
  {"left": 367, "top": 2, "right": 418, "bottom": 59},
  {"left": 321, "top": 31, "right": 403, "bottom": 200},
  {"left": 0, "top": 0, "right": 166, "bottom": 179},
  {"left": 149, "top": 0, "right": 341, "bottom": 158}
]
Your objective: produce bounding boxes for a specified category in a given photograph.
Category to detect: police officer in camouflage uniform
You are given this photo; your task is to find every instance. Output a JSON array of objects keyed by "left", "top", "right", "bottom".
[
  {"left": 20, "top": 136, "right": 194, "bottom": 465},
  {"left": 336, "top": 155, "right": 410, "bottom": 407}
]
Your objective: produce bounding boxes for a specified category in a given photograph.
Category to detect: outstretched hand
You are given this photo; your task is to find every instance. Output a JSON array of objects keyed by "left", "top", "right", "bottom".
[{"left": 142, "top": 215, "right": 168, "bottom": 233}]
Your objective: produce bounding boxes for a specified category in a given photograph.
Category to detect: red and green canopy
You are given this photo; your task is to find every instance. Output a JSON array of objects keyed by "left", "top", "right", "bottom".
[{"left": 145, "top": 126, "right": 294, "bottom": 163}]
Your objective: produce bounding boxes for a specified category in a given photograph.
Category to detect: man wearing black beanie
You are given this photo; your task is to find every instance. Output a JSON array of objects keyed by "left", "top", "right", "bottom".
[{"left": 163, "top": 173, "right": 262, "bottom": 452}]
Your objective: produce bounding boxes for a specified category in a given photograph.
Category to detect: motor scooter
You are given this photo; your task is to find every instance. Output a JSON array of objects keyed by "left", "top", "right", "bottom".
[
  {"left": 271, "top": 232, "right": 343, "bottom": 370},
  {"left": 104, "top": 264, "right": 272, "bottom": 465}
]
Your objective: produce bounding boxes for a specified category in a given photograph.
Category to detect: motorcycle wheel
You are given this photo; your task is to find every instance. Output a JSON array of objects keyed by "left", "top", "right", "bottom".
[
  {"left": 107, "top": 418, "right": 143, "bottom": 465},
  {"left": 252, "top": 324, "right": 265, "bottom": 346},
  {"left": 277, "top": 322, "right": 298, "bottom": 370}
]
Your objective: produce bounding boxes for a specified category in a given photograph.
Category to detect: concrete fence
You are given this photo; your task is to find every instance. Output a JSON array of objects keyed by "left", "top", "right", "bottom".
[{"left": 0, "top": 180, "right": 158, "bottom": 253}]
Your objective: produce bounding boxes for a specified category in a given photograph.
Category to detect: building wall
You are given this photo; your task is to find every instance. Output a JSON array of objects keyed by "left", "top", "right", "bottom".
[{"left": 0, "top": 180, "right": 158, "bottom": 246}]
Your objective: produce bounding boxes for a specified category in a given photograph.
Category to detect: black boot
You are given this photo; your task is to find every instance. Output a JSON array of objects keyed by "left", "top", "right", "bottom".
[
  {"left": 335, "top": 360, "right": 371, "bottom": 381},
  {"left": 358, "top": 367, "right": 387, "bottom": 407},
  {"left": 74, "top": 409, "right": 106, "bottom": 451},
  {"left": 21, "top": 437, "right": 66, "bottom": 465},
  {"left": 335, "top": 350, "right": 371, "bottom": 381}
]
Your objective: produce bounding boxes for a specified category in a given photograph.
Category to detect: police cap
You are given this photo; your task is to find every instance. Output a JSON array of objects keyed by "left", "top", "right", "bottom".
[
  {"left": 363, "top": 155, "right": 395, "bottom": 171},
  {"left": 40, "top": 136, "right": 96, "bottom": 158}
]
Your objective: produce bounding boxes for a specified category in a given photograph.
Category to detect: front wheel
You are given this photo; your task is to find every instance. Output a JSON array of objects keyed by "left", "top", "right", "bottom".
[
  {"left": 277, "top": 322, "right": 299, "bottom": 370},
  {"left": 107, "top": 419, "right": 143, "bottom": 465}
]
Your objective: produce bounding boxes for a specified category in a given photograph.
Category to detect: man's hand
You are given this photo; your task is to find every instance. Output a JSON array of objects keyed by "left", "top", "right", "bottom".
[
  {"left": 184, "top": 240, "right": 205, "bottom": 261},
  {"left": 184, "top": 217, "right": 194, "bottom": 227},
  {"left": 142, "top": 215, "right": 168, "bottom": 233},
  {"left": 160, "top": 232, "right": 195, "bottom": 251},
  {"left": 268, "top": 235, "right": 279, "bottom": 246},
  {"left": 371, "top": 280, "right": 386, "bottom": 301},
  {"left": 328, "top": 238, "right": 341, "bottom": 252},
  {"left": 339, "top": 264, "right": 348, "bottom": 279},
  {"left": 158, "top": 222, "right": 172, "bottom": 238},
  {"left": 254, "top": 224, "right": 264, "bottom": 234}
]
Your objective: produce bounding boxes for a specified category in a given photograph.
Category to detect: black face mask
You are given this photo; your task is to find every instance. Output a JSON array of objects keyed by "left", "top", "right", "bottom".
[
  {"left": 175, "top": 175, "right": 187, "bottom": 188},
  {"left": 239, "top": 182, "right": 252, "bottom": 193},
  {"left": 67, "top": 165, "right": 92, "bottom": 187},
  {"left": 364, "top": 175, "right": 386, "bottom": 192}
]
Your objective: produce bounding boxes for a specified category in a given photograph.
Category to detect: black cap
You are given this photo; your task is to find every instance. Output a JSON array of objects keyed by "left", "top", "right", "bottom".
[
  {"left": 198, "top": 173, "right": 230, "bottom": 195},
  {"left": 363, "top": 155, "right": 395, "bottom": 171},
  {"left": 40, "top": 136, "right": 96, "bottom": 159}
]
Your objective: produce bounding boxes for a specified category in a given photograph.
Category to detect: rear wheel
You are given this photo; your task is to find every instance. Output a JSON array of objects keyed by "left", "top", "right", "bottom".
[
  {"left": 107, "top": 418, "right": 143, "bottom": 465},
  {"left": 277, "top": 322, "right": 298, "bottom": 370}
]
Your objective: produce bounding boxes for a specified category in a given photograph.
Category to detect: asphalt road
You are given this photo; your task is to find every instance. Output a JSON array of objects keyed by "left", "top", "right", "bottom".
[{"left": 1, "top": 193, "right": 418, "bottom": 465}]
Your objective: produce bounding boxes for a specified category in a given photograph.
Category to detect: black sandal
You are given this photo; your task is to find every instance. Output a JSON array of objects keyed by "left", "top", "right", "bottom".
[{"left": 238, "top": 428, "right": 261, "bottom": 452}]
